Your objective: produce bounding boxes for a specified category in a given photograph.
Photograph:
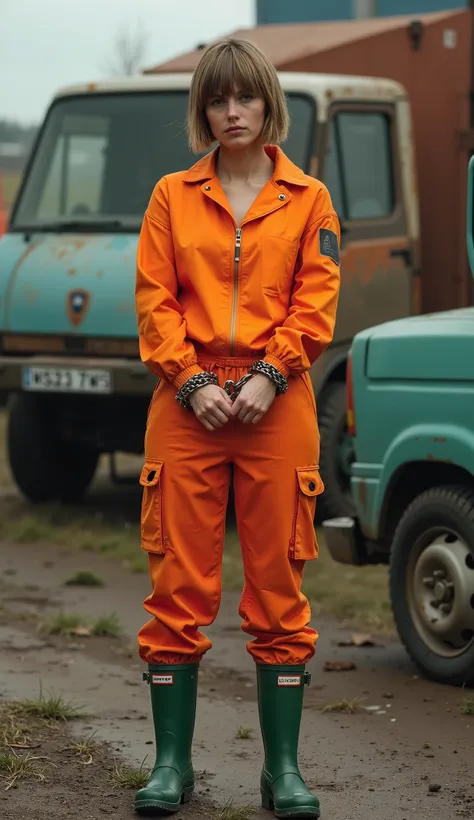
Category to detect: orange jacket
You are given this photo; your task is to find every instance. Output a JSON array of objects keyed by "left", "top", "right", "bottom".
[{"left": 135, "top": 145, "right": 340, "bottom": 389}]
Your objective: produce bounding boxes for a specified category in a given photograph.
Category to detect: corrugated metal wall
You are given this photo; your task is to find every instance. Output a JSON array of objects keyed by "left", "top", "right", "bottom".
[{"left": 256, "top": 0, "right": 466, "bottom": 25}]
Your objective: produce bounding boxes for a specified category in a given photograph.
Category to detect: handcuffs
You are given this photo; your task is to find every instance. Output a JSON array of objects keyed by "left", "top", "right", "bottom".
[{"left": 223, "top": 373, "right": 254, "bottom": 402}]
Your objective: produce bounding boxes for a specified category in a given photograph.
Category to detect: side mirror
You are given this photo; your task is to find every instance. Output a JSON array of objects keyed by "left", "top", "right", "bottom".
[{"left": 467, "top": 155, "right": 474, "bottom": 278}]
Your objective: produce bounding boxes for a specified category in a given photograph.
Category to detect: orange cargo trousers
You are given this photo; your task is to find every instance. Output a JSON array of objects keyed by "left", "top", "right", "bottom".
[{"left": 137, "top": 355, "right": 323, "bottom": 667}]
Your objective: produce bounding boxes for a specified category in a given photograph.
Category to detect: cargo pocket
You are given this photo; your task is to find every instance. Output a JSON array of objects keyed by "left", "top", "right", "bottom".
[
  {"left": 289, "top": 467, "right": 324, "bottom": 560},
  {"left": 139, "top": 460, "right": 166, "bottom": 554}
]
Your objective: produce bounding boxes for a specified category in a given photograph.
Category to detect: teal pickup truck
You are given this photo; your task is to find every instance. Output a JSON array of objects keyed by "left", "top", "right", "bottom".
[{"left": 323, "top": 156, "right": 474, "bottom": 687}]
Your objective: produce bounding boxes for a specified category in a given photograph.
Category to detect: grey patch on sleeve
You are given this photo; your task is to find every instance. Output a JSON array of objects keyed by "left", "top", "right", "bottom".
[{"left": 319, "top": 228, "right": 340, "bottom": 266}]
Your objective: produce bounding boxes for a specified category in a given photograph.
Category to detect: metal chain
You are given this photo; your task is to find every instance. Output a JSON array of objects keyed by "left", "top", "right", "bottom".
[
  {"left": 223, "top": 373, "right": 254, "bottom": 402},
  {"left": 177, "top": 360, "right": 288, "bottom": 409},
  {"left": 175, "top": 371, "right": 219, "bottom": 409},
  {"left": 249, "top": 360, "right": 288, "bottom": 394}
]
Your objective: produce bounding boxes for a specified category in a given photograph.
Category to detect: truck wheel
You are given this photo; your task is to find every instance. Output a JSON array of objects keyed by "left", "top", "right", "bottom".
[
  {"left": 390, "top": 486, "right": 474, "bottom": 686},
  {"left": 7, "top": 393, "right": 99, "bottom": 504},
  {"left": 317, "top": 381, "right": 355, "bottom": 521}
]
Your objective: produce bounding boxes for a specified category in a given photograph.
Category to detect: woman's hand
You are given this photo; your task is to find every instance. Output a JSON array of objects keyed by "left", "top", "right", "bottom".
[
  {"left": 190, "top": 384, "right": 234, "bottom": 431},
  {"left": 231, "top": 374, "right": 276, "bottom": 424}
]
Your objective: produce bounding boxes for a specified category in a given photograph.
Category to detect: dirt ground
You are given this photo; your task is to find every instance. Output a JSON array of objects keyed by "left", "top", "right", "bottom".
[{"left": 1, "top": 441, "right": 474, "bottom": 818}]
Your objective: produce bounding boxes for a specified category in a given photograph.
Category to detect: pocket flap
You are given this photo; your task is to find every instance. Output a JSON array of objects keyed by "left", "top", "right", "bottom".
[
  {"left": 296, "top": 467, "right": 324, "bottom": 497},
  {"left": 139, "top": 460, "right": 164, "bottom": 487}
]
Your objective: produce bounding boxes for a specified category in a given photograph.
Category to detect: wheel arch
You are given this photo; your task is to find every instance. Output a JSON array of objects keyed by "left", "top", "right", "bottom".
[{"left": 380, "top": 461, "right": 474, "bottom": 546}]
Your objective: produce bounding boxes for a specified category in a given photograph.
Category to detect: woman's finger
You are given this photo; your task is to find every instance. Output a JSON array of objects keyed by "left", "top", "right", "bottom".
[
  {"left": 241, "top": 409, "right": 257, "bottom": 424},
  {"left": 208, "top": 405, "right": 231, "bottom": 425},
  {"left": 237, "top": 402, "right": 254, "bottom": 421}
]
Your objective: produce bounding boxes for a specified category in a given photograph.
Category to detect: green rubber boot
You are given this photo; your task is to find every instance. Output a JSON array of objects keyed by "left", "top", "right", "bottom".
[
  {"left": 135, "top": 664, "right": 198, "bottom": 815},
  {"left": 257, "top": 664, "right": 320, "bottom": 819}
]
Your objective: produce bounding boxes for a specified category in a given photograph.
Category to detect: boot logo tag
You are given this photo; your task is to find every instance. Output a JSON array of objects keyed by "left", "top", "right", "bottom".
[
  {"left": 277, "top": 675, "right": 301, "bottom": 687},
  {"left": 152, "top": 674, "right": 174, "bottom": 685}
]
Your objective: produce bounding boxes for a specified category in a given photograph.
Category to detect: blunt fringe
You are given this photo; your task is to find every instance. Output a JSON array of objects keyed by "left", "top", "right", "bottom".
[{"left": 187, "top": 39, "right": 289, "bottom": 153}]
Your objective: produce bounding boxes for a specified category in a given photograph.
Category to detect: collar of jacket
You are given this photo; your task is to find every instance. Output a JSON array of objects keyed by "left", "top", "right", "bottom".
[{"left": 182, "top": 144, "right": 309, "bottom": 188}]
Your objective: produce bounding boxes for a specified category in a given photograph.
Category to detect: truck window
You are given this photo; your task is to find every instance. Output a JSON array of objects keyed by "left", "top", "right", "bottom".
[
  {"left": 38, "top": 127, "right": 108, "bottom": 221},
  {"left": 325, "top": 110, "right": 394, "bottom": 221},
  {"left": 12, "top": 92, "right": 316, "bottom": 232}
]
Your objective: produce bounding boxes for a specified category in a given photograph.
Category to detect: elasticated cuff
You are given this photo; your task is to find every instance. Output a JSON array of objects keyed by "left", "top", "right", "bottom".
[
  {"left": 172, "top": 364, "right": 205, "bottom": 390},
  {"left": 263, "top": 354, "right": 291, "bottom": 379}
]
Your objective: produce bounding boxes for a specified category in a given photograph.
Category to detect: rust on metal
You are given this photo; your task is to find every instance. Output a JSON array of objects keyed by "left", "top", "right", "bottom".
[
  {"left": 358, "top": 479, "right": 368, "bottom": 512},
  {"left": 2, "top": 334, "right": 139, "bottom": 357}
]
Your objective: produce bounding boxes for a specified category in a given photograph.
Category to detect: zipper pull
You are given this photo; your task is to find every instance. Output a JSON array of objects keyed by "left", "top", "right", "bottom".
[{"left": 235, "top": 228, "right": 242, "bottom": 263}]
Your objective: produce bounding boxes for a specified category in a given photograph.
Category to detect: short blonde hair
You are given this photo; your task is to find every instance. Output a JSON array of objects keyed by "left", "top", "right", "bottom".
[{"left": 187, "top": 39, "right": 289, "bottom": 153}]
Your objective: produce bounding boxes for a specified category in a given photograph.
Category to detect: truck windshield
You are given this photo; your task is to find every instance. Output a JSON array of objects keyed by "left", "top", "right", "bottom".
[{"left": 12, "top": 91, "right": 316, "bottom": 232}]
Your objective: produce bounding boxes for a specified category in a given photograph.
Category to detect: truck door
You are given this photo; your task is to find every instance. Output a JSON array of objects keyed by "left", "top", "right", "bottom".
[
  {"left": 322, "top": 103, "right": 419, "bottom": 345},
  {"left": 314, "top": 101, "right": 419, "bottom": 523}
]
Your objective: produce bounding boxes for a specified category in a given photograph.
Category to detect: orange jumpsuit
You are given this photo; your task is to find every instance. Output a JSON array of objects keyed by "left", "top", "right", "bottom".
[{"left": 135, "top": 145, "right": 340, "bottom": 666}]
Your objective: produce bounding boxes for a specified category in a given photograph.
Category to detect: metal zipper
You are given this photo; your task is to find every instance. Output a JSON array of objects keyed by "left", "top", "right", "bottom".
[
  {"left": 230, "top": 228, "right": 241, "bottom": 356},
  {"left": 289, "top": 474, "right": 301, "bottom": 559}
]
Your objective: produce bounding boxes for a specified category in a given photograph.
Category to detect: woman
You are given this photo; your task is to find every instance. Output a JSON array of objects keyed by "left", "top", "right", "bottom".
[{"left": 134, "top": 38, "right": 340, "bottom": 819}]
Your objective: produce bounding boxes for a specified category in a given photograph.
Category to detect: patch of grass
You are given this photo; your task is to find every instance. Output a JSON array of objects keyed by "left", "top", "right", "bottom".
[
  {"left": 15, "top": 693, "right": 82, "bottom": 722},
  {"left": 211, "top": 798, "right": 256, "bottom": 820},
  {"left": 0, "top": 750, "right": 47, "bottom": 791},
  {"left": 0, "top": 715, "right": 31, "bottom": 749},
  {"left": 92, "top": 613, "right": 121, "bottom": 638},
  {"left": 9, "top": 516, "right": 59, "bottom": 544},
  {"left": 67, "top": 731, "right": 99, "bottom": 763},
  {"left": 110, "top": 760, "right": 150, "bottom": 789},
  {"left": 65, "top": 571, "right": 104, "bottom": 587},
  {"left": 460, "top": 695, "right": 474, "bottom": 716},
  {"left": 124, "top": 554, "right": 148, "bottom": 574},
  {"left": 235, "top": 726, "right": 253, "bottom": 740},
  {"left": 322, "top": 697, "right": 365, "bottom": 714},
  {"left": 42, "top": 612, "right": 85, "bottom": 636}
]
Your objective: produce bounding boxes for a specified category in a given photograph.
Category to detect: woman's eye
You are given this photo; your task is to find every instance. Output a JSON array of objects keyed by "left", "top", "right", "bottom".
[
  {"left": 241, "top": 94, "right": 254, "bottom": 102},
  {"left": 211, "top": 98, "right": 225, "bottom": 106}
]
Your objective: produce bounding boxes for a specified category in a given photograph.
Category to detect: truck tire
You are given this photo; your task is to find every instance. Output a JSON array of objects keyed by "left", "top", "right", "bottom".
[
  {"left": 317, "top": 381, "right": 355, "bottom": 521},
  {"left": 390, "top": 486, "right": 474, "bottom": 686},
  {"left": 7, "top": 393, "right": 99, "bottom": 504}
]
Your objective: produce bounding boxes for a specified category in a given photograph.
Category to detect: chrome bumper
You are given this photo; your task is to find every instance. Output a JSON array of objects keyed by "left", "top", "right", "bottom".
[{"left": 321, "top": 517, "right": 366, "bottom": 565}]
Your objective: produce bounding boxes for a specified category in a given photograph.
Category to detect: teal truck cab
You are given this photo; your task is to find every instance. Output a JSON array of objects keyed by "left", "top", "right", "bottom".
[
  {"left": 323, "top": 156, "right": 474, "bottom": 687},
  {"left": 0, "top": 72, "right": 418, "bottom": 507}
]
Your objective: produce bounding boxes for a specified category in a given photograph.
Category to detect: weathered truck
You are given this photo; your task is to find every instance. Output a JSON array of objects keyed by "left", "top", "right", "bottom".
[
  {"left": 0, "top": 70, "right": 418, "bottom": 504},
  {"left": 323, "top": 156, "right": 474, "bottom": 687}
]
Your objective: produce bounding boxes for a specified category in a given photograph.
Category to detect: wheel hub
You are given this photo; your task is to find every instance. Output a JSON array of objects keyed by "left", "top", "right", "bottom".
[{"left": 409, "top": 533, "right": 474, "bottom": 656}]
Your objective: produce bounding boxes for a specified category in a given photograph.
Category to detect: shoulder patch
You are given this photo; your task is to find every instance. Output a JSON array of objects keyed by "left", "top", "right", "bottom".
[{"left": 319, "top": 228, "right": 340, "bottom": 266}]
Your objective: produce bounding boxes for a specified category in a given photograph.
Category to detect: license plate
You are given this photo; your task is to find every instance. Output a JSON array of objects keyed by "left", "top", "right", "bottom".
[{"left": 22, "top": 366, "right": 112, "bottom": 394}]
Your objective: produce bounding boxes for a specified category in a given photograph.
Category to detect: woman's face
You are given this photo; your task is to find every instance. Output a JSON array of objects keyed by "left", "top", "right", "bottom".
[{"left": 205, "top": 85, "right": 266, "bottom": 150}]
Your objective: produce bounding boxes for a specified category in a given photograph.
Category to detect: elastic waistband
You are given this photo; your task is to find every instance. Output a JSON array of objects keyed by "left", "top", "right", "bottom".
[{"left": 198, "top": 355, "right": 259, "bottom": 368}]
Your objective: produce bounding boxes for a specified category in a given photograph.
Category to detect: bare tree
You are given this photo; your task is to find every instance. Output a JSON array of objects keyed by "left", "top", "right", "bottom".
[{"left": 107, "top": 21, "right": 149, "bottom": 76}]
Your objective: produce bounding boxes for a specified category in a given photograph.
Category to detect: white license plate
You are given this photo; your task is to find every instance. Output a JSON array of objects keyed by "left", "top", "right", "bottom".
[{"left": 22, "top": 366, "right": 112, "bottom": 394}]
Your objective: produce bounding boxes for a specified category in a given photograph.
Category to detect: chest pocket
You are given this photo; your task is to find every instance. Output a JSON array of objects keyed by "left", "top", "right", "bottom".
[{"left": 260, "top": 235, "right": 299, "bottom": 296}]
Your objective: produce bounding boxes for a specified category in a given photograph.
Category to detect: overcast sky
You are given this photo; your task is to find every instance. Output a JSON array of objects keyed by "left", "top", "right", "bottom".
[{"left": 1, "top": 0, "right": 255, "bottom": 126}]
